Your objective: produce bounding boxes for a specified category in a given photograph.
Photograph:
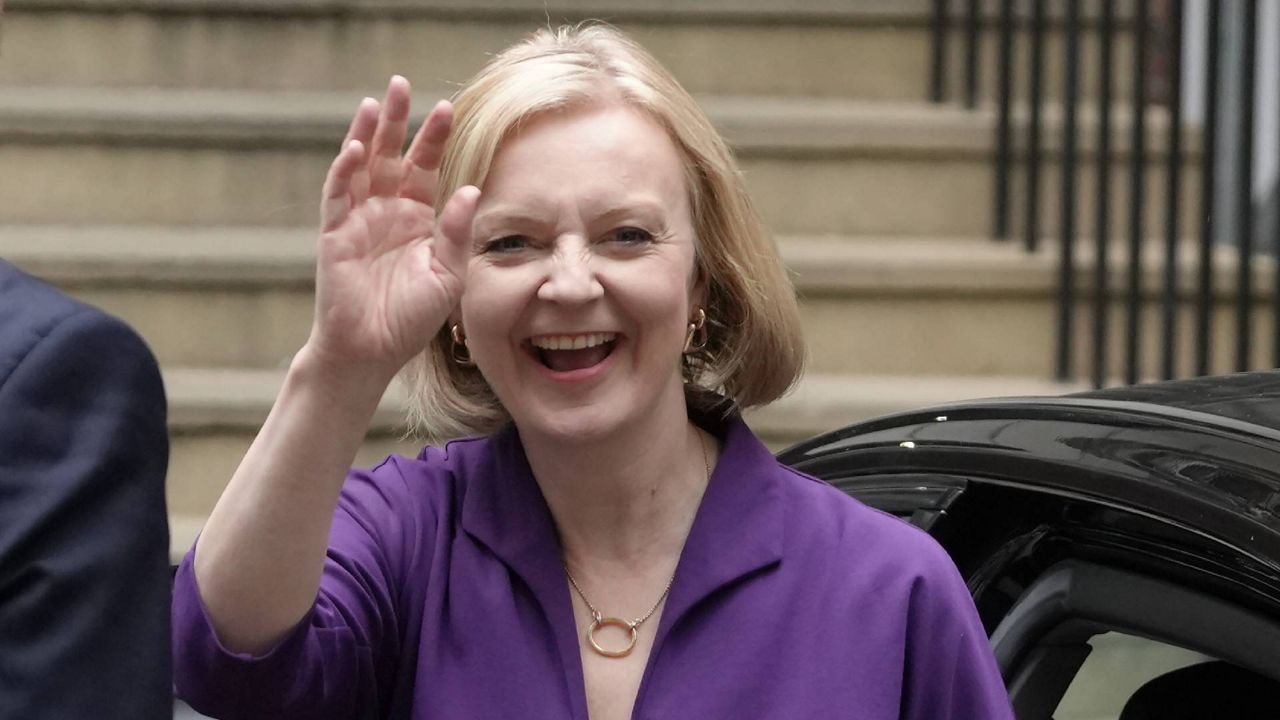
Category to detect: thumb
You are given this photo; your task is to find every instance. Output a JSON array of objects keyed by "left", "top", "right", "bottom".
[{"left": 432, "top": 185, "right": 481, "bottom": 284}]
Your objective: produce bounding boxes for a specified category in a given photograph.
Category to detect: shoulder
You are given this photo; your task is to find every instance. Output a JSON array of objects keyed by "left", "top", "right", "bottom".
[
  {"left": 772, "top": 461, "right": 964, "bottom": 594},
  {"left": 330, "top": 434, "right": 502, "bottom": 587},
  {"left": 0, "top": 259, "right": 105, "bottom": 342},
  {"left": 338, "top": 434, "right": 496, "bottom": 530},
  {"left": 0, "top": 260, "right": 156, "bottom": 391}
]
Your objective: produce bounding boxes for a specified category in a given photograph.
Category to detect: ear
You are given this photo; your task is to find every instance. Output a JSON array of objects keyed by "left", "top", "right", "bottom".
[
  {"left": 689, "top": 261, "right": 709, "bottom": 314},
  {"left": 447, "top": 298, "right": 466, "bottom": 331}
]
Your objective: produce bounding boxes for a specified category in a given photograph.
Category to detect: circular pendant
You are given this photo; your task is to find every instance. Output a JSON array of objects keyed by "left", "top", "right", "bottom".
[{"left": 587, "top": 616, "right": 639, "bottom": 658}]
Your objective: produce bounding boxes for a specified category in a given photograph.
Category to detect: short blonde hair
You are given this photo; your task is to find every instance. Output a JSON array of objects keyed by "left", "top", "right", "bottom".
[{"left": 404, "top": 23, "right": 805, "bottom": 439}]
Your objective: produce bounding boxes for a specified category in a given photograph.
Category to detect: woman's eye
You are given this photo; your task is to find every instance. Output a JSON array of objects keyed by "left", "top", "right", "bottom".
[
  {"left": 483, "top": 235, "right": 530, "bottom": 253},
  {"left": 609, "top": 227, "right": 654, "bottom": 245}
]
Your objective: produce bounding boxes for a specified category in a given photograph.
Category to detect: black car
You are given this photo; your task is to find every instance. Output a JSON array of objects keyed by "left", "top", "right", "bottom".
[{"left": 778, "top": 370, "right": 1280, "bottom": 720}]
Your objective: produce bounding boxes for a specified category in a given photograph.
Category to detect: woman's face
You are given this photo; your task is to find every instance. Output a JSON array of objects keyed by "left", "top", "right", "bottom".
[{"left": 461, "top": 102, "right": 702, "bottom": 442}]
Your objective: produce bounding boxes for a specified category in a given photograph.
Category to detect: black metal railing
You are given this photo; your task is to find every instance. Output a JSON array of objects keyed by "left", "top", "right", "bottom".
[
  {"left": 1094, "top": 0, "right": 1114, "bottom": 388},
  {"left": 1198, "top": 0, "right": 1219, "bottom": 378},
  {"left": 929, "top": 0, "right": 1280, "bottom": 388}
]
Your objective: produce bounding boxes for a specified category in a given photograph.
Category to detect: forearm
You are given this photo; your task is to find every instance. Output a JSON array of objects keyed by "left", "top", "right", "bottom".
[{"left": 193, "top": 346, "right": 394, "bottom": 654}]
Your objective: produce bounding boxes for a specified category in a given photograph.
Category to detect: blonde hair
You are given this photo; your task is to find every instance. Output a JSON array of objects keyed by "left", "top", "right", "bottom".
[{"left": 404, "top": 23, "right": 805, "bottom": 439}]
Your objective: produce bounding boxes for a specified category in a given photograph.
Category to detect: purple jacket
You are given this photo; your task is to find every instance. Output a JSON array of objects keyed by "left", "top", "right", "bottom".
[{"left": 173, "top": 414, "right": 1015, "bottom": 719}]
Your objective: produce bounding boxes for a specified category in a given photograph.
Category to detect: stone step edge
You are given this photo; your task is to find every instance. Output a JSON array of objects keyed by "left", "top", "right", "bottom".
[
  {"left": 0, "top": 87, "right": 1194, "bottom": 158},
  {"left": 7, "top": 0, "right": 1139, "bottom": 27},
  {"left": 165, "top": 367, "right": 410, "bottom": 432},
  {"left": 164, "top": 369, "right": 1083, "bottom": 561},
  {"left": 165, "top": 365, "right": 1083, "bottom": 437},
  {"left": 3, "top": 226, "right": 1271, "bottom": 299},
  {"left": 9, "top": 0, "right": 930, "bottom": 24}
]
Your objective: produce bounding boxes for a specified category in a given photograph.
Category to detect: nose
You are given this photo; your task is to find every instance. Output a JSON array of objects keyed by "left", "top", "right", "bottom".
[{"left": 537, "top": 241, "right": 604, "bottom": 305}]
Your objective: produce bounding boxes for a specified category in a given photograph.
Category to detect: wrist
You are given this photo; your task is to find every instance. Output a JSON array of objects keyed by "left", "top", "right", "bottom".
[{"left": 289, "top": 344, "right": 397, "bottom": 413}]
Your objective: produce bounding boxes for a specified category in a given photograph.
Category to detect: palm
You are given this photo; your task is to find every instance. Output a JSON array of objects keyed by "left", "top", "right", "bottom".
[
  {"left": 318, "top": 197, "right": 445, "bottom": 364},
  {"left": 308, "top": 78, "right": 479, "bottom": 378}
]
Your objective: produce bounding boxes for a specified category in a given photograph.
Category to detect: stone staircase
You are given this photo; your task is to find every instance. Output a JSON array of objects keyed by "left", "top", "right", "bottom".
[{"left": 5, "top": 0, "right": 1240, "bottom": 561}]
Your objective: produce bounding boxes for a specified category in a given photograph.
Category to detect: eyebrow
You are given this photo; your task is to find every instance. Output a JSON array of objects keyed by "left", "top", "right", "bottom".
[
  {"left": 593, "top": 200, "right": 667, "bottom": 226},
  {"left": 472, "top": 199, "right": 669, "bottom": 236},
  {"left": 471, "top": 207, "right": 551, "bottom": 238}
]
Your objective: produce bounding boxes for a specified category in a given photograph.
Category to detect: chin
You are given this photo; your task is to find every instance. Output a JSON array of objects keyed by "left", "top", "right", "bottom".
[
  {"left": 518, "top": 403, "right": 627, "bottom": 444},
  {"left": 501, "top": 373, "right": 687, "bottom": 445}
]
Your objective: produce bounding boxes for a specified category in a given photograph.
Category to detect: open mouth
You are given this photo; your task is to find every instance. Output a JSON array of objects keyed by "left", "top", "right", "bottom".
[{"left": 528, "top": 332, "right": 619, "bottom": 373}]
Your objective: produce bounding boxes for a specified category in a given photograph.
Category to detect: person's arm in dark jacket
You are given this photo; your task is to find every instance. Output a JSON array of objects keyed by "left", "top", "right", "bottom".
[{"left": 0, "top": 281, "right": 171, "bottom": 719}]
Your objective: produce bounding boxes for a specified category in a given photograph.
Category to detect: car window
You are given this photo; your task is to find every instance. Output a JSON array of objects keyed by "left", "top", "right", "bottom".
[{"left": 1054, "top": 632, "right": 1209, "bottom": 720}]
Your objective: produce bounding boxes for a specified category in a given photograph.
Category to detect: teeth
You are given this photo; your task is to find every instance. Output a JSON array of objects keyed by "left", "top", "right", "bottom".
[{"left": 531, "top": 332, "right": 617, "bottom": 350}]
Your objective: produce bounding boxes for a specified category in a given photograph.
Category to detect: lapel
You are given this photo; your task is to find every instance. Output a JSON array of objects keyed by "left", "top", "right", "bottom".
[
  {"left": 650, "top": 412, "right": 786, "bottom": 647},
  {"left": 457, "top": 426, "right": 588, "bottom": 719}
]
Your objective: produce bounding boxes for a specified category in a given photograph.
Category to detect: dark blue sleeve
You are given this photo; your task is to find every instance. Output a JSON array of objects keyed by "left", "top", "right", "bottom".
[
  {"left": 900, "top": 542, "right": 1016, "bottom": 720},
  {"left": 0, "top": 307, "right": 172, "bottom": 719}
]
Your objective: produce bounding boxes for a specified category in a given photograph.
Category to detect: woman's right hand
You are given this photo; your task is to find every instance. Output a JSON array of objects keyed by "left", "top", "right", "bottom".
[{"left": 307, "top": 76, "right": 480, "bottom": 382}]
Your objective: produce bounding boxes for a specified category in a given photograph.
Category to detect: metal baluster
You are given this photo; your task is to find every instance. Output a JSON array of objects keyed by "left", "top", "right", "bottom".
[
  {"left": 1026, "top": 0, "right": 1045, "bottom": 252},
  {"left": 964, "top": 0, "right": 981, "bottom": 108},
  {"left": 931, "top": 0, "right": 950, "bottom": 102},
  {"left": 1058, "top": 0, "right": 1081, "bottom": 381},
  {"left": 1162, "top": 0, "right": 1184, "bottom": 380},
  {"left": 1275, "top": 8, "right": 1280, "bottom": 369},
  {"left": 1236, "top": 0, "right": 1258, "bottom": 371},
  {"left": 993, "top": 0, "right": 1016, "bottom": 239},
  {"left": 1093, "top": 0, "right": 1115, "bottom": 389},
  {"left": 1197, "top": 1, "right": 1219, "bottom": 376},
  {"left": 1126, "top": 0, "right": 1149, "bottom": 385}
]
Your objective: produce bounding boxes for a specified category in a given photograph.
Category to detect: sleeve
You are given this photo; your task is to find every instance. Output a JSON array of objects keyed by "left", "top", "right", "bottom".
[
  {"left": 172, "top": 455, "right": 439, "bottom": 720},
  {"left": 899, "top": 540, "right": 1016, "bottom": 720},
  {"left": 0, "top": 309, "right": 172, "bottom": 720}
]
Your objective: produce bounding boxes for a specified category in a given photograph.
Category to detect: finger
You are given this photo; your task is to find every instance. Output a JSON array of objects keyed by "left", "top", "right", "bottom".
[
  {"left": 320, "top": 140, "right": 366, "bottom": 232},
  {"left": 400, "top": 100, "right": 454, "bottom": 206},
  {"left": 350, "top": 144, "right": 372, "bottom": 208},
  {"left": 368, "top": 75, "right": 412, "bottom": 198},
  {"left": 432, "top": 185, "right": 481, "bottom": 282},
  {"left": 341, "top": 97, "right": 380, "bottom": 152}
]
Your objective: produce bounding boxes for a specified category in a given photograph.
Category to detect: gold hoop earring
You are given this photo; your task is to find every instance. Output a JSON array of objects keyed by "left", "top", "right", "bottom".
[
  {"left": 683, "top": 308, "right": 708, "bottom": 354},
  {"left": 450, "top": 324, "right": 474, "bottom": 366}
]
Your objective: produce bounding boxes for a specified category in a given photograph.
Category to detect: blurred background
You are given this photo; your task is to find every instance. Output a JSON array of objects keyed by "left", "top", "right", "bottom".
[{"left": 0, "top": 1, "right": 1277, "bottom": 718}]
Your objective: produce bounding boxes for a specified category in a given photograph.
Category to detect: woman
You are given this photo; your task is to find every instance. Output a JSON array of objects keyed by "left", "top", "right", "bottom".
[{"left": 173, "top": 24, "right": 1014, "bottom": 720}]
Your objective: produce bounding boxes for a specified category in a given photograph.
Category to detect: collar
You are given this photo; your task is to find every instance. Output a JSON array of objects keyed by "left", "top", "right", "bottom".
[{"left": 458, "top": 411, "right": 786, "bottom": 653}]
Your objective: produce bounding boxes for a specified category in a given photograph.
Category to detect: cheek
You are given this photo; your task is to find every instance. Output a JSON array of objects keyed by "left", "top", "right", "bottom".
[
  {"left": 616, "top": 273, "right": 692, "bottom": 343},
  {"left": 458, "top": 272, "right": 521, "bottom": 355}
]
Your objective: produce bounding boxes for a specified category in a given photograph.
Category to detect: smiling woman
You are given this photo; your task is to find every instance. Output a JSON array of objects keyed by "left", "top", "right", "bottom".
[
  {"left": 408, "top": 25, "right": 805, "bottom": 441},
  {"left": 171, "top": 23, "right": 1014, "bottom": 720}
]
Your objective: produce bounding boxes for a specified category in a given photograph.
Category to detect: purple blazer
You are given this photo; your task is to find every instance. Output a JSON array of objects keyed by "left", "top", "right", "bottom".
[{"left": 173, "top": 413, "right": 1014, "bottom": 719}]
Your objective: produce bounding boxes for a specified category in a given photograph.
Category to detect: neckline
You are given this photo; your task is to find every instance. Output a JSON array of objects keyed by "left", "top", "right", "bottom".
[{"left": 457, "top": 412, "right": 785, "bottom": 719}]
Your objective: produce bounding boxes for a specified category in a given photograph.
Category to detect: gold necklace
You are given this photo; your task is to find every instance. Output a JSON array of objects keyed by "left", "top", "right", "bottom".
[{"left": 564, "top": 430, "right": 712, "bottom": 659}]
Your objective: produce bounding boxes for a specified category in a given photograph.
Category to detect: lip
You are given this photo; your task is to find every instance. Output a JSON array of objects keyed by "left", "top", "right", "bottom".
[{"left": 522, "top": 335, "right": 623, "bottom": 384}]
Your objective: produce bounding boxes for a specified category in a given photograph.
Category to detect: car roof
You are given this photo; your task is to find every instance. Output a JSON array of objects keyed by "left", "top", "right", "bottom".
[
  {"left": 779, "top": 370, "right": 1280, "bottom": 570},
  {"left": 1068, "top": 369, "right": 1280, "bottom": 433}
]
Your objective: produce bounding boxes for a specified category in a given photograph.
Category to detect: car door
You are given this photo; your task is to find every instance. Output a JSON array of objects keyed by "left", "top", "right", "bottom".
[{"left": 811, "top": 468, "right": 1280, "bottom": 719}]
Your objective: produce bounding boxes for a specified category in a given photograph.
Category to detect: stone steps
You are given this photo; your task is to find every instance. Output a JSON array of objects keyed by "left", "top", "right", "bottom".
[
  {"left": 163, "top": 366, "right": 1083, "bottom": 560},
  {"left": 4, "top": 226, "right": 1269, "bottom": 379},
  {"left": 0, "top": 87, "right": 1199, "bottom": 238}
]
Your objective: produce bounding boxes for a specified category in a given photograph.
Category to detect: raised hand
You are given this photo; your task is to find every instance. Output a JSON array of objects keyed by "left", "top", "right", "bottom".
[{"left": 308, "top": 76, "right": 480, "bottom": 382}]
